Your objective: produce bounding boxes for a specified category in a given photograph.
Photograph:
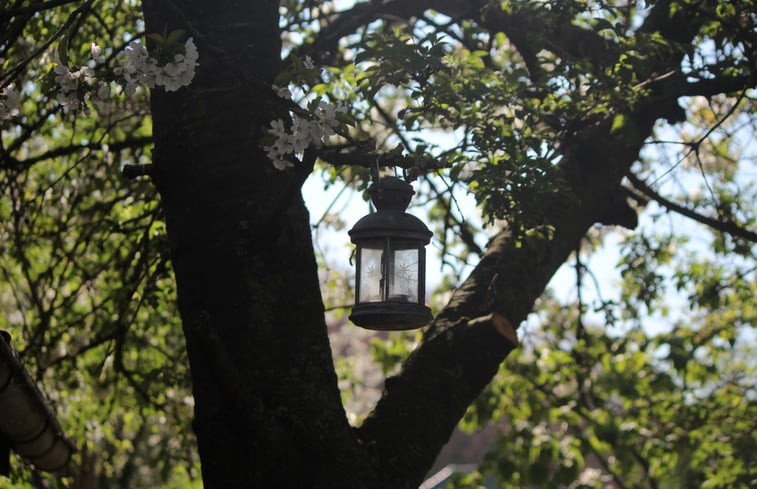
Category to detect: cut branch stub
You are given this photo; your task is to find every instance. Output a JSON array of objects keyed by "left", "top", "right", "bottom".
[{"left": 468, "top": 312, "right": 519, "bottom": 347}]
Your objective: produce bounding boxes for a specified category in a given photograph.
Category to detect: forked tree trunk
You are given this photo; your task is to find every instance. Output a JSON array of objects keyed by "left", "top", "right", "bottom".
[
  {"left": 141, "top": 1, "right": 704, "bottom": 488},
  {"left": 142, "top": 1, "right": 375, "bottom": 487}
]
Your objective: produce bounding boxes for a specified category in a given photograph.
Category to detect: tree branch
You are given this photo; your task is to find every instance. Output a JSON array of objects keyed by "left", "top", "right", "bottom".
[
  {"left": 356, "top": 206, "right": 589, "bottom": 487},
  {"left": 1, "top": 0, "right": 82, "bottom": 16},
  {"left": 300, "top": 0, "right": 485, "bottom": 63},
  {"left": 626, "top": 173, "right": 757, "bottom": 243},
  {"left": 315, "top": 144, "right": 449, "bottom": 178},
  {"left": 479, "top": 2, "right": 616, "bottom": 79},
  {"left": 0, "top": 0, "right": 96, "bottom": 89},
  {"left": 353, "top": 3, "right": 718, "bottom": 484},
  {"left": 426, "top": 177, "right": 484, "bottom": 257},
  {"left": 682, "top": 74, "right": 757, "bottom": 98},
  {"left": 4, "top": 136, "right": 153, "bottom": 171},
  {"left": 357, "top": 310, "right": 518, "bottom": 489}
]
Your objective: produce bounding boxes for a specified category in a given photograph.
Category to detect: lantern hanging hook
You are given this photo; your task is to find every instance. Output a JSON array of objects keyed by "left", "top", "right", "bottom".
[{"left": 371, "top": 156, "right": 381, "bottom": 184}]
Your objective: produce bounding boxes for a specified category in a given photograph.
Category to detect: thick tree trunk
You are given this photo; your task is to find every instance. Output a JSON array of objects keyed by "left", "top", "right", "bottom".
[{"left": 142, "top": 1, "right": 374, "bottom": 487}]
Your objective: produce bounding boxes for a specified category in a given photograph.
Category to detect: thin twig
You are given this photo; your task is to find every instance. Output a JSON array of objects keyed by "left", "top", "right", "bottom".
[
  {"left": 0, "top": 0, "right": 97, "bottom": 89},
  {"left": 626, "top": 173, "right": 757, "bottom": 243}
]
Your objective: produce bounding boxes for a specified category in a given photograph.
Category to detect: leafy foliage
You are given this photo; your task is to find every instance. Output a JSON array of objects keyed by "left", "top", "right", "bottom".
[
  {"left": 457, "top": 291, "right": 755, "bottom": 488},
  {"left": 1, "top": 0, "right": 755, "bottom": 487},
  {"left": 1, "top": 1, "right": 199, "bottom": 487}
]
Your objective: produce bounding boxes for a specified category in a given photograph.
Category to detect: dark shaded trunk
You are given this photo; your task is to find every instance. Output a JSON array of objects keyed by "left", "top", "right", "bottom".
[{"left": 142, "top": 1, "right": 374, "bottom": 487}]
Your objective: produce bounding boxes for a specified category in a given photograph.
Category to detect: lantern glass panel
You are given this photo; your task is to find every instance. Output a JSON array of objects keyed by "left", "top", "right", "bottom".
[
  {"left": 388, "top": 242, "right": 420, "bottom": 303},
  {"left": 358, "top": 241, "right": 384, "bottom": 303}
]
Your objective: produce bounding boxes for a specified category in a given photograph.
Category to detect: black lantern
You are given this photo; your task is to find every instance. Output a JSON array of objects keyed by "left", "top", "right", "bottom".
[{"left": 349, "top": 176, "right": 433, "bottom": 330}]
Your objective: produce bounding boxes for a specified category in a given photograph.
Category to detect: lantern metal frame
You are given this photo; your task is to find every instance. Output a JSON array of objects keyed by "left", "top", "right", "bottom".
[{"left": 348, "top": 176, "right": 433, "bottom": 330}]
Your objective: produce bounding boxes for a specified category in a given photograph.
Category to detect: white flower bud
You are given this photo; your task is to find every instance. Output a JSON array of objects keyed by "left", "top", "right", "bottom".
[
  {"left": 90, "top": 42, "right": 106, "bottom": 63},
  {"left": 0, "top": 85, "right": 21, "bottom": 120}
]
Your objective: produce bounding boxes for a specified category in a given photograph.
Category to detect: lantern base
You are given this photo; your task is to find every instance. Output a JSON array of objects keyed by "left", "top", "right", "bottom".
[{"left": 349, "top": 302, "right": 433, "bottom": 330}]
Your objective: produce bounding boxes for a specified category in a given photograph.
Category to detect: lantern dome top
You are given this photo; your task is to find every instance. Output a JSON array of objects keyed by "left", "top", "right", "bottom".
[
  {"left": 370, "top": 176, "right": 414, "bottom": 212},
  {"left": 349, "top": 177, "right": 432, "bottom": 243}
]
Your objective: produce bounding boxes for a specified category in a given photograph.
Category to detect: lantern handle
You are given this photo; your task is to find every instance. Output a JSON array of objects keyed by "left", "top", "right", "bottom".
[
  {"left": 371, "top": 156, "right": 381, "bottom": 185},
  {"left": 371, "top": 154, "right": 410, "bottom": 185}
]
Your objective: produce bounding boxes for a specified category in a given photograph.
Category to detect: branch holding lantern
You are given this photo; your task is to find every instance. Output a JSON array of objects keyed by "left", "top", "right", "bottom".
[{"left": 316, "top": 143, "right": 452, "bottom": 180}]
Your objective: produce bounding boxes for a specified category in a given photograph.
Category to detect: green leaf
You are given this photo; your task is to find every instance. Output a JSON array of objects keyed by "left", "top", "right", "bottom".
[
  {"left": 165, "top": 29, "right": 187, "bottom": 46},
  {"left": 610, "top": 114, "right": 626, "bottom": 134},
  {"left": 57, "top": 34, "right": 70, "bottom": 65},
  {"left": 146, "top": 32, "right": 165, "bottom": 44}
]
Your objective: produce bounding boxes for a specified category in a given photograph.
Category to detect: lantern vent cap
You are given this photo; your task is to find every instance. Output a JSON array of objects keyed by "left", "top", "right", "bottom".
[
  {"left": 370, "top": 176, "right": 414, "bottom": 212},
  {"left": 348, "top": 176, "right": 432, "bottom": 243}
]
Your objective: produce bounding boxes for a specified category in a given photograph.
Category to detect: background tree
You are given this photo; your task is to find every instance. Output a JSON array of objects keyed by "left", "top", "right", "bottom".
[{"left": 0, "top": 0, "right": 754, "bottom": 488}]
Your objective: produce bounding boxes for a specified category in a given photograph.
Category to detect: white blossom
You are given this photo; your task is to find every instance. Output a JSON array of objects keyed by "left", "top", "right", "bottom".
[
  {"left": 314, "top": 100, "right": 344, "bottom": 137},
  {"left": 266, "top": 144, "right": 295, "bottom": 170},
  {"left": 290, "top": 115, "right": 314, "bottom": 152},
  {"left": 124, "top": 82, "right": 137, "bottom": 97},
  {"left": 272, "top": 84, "right": 292, "bottom": 99},
  {"left": 122, "top": 40, "right": 156, "bottom": 87},
  {"left": 264, "top": 99, "right": 347, "bottom": 170},
  {"left": 53, "top": 64, "right": 78, "bottom": 92},
  {"left": 46, "top": 36, "right": 199, "bottom": 113},
  {"left": 0, "top": 85, "right": 21, "bottom": 120},
  {"left": 119, "top": 37, "right": 198, "bottom": 93},
  {"left": 269, "top": 119, "right": 288, "bottom": 139},
  {"left": 52, "top": 52, "right": 95, "bottom": 111},
  {"left": 272, "top": 155, "right": 295, "bottom": 171},
  {"left": 90, "top": 42, "right": 105, "bottom": 64},
  {"left": 96, "top": 82, "right": 110, "bottom": 100},
  {"left": 263, "top": 55, "right": 350, "bottom": 171},
  {"left": 56, "top": 90, "right": 80, "bottom": 110},
  {"left": 568, "top": 468, "right": 604, "bottom": 488},
  {"left": 183, "top": 38, "right": 199, "bottom": 65},
  {"left": 264, "top": 119, "right": 296, "bottom": 170}
]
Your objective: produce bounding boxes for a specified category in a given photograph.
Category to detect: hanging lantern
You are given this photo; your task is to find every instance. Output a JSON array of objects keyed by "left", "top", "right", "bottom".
[{"left": 349, "top": 176, "right": 433, "bottom": 330}]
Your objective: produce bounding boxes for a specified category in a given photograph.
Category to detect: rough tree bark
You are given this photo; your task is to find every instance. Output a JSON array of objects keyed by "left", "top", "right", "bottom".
[{"left": 140, "top": 0, "right": 750, "bottom": 488}]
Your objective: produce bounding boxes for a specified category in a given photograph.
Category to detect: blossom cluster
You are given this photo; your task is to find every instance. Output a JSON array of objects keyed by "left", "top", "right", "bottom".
[
  {"left": 53, "top": 45, "right": 99, "bottom": 110},
  {"left": 47, "top": 37, "right": 199, "bottom": 113},
  {"left": 264, "top": 98, "right": 347, "bottom": 171},
  {"left": 119, "top": 38, "right": 199, "bottom": 94},
  {"left": 264, "top": 58, "right": 348, "bottom": 171}
]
